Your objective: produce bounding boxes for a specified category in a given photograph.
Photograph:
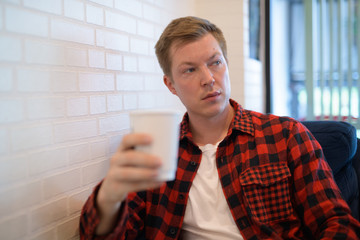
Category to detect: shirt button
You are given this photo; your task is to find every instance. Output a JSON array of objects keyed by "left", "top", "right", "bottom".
[
  {"left": 170, "top": 228, "right": 176, "bottom": 235},
  {"left": 190, "top": 161, "right": 196, "bottom": 166},
  {"left": 179, "top": 194, "right": 184, "bottom": 200}
]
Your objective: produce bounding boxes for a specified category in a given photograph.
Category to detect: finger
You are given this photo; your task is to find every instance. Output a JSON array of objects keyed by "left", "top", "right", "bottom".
[
  {"left": 111, "top": 150, "right": 162, "bottom": 168},
  {"left": 123, "top": 181, "right": 165, "bottom": 193},
  {"left": 119, "top": 133, "right": 153, "bottom": 151},
  {"left": 110, "top": 166, "right": 161, "bottom": 182}
]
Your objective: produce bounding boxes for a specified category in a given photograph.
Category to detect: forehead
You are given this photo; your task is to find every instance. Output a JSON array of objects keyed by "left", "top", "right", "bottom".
[{"left": 170, "top": 34, "right": 222, "bottom": 64}]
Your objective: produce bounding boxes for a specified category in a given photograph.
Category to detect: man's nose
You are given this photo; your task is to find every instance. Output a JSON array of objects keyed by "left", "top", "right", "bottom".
[{"left": 200, "top": 66, "right": 215, "bottom": 86}]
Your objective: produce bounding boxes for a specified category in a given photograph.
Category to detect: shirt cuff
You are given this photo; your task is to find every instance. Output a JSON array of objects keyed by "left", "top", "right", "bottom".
[{"left": 80, "top": 181, "right": 129, "bottom": 240}]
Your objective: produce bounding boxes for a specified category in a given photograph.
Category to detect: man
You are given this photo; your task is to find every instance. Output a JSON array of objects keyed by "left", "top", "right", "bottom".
[{"left": 80, "top": 16, "right": 360, "bottom": 239}]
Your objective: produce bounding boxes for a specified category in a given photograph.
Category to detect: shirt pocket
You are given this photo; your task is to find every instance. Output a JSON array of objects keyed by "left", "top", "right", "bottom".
[{"left": 239, "top": 163, "right": 293, "bottom": 223}]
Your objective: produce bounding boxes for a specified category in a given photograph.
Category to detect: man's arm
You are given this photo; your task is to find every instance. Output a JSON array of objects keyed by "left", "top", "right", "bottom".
[
  {"left": 288, "top": 121, "right": 360, "bottom": 239},
  {"left": 79, "top": 133, "right": 164, "bottom": 239}
]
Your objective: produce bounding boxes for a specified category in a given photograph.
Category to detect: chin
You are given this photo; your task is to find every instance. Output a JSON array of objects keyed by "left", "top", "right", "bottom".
[{"left": 204, "top": 102, "right": 228, "bottom": 117}]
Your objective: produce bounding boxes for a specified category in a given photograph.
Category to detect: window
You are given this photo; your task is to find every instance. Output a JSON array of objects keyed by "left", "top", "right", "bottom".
[{"left": 270, "top": 0, "right": 360, "bottom": 131}]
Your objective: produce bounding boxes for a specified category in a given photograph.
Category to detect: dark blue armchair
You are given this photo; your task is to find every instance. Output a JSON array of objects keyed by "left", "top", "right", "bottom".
[{"left": 302, "top": 121, "right": 360, "bottom": 220}]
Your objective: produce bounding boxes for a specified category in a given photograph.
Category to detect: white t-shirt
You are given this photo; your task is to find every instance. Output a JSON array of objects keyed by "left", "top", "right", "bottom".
[{"left": 179, "top": 142, "right": 244, "bottom": 239}]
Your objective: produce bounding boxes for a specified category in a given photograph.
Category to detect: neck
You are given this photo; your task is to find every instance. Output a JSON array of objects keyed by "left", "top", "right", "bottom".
[{"left": 189, "top": 104, "right": 234, "bottom": 146}]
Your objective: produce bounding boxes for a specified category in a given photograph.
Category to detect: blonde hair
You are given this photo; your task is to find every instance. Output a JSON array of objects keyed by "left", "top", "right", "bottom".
[{"left": 155, "top": 16, "right": 228, "bottom": 77}]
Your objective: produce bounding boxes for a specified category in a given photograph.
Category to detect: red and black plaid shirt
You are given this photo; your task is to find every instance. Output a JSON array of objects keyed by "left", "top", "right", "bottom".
[{"left": 80, "top": 99, "right": 360, "bottom": 239}]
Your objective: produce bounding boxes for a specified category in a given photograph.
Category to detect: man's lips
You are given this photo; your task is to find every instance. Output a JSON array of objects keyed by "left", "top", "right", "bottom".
[{"left": 202, "top": 90, "right": 221, "bottom": 100}]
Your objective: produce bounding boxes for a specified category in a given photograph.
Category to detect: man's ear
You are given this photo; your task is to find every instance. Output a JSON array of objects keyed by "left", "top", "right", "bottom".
[{"left": 163, "top": 75, "right": 177, "bottom": 95}]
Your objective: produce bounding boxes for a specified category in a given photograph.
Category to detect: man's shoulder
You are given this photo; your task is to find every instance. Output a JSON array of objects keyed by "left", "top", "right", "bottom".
[{"left": 244, "top": 108, "right": 299, "bottom": 130}]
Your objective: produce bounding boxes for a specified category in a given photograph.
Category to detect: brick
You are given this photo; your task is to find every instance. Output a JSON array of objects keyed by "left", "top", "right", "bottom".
[
  {"left": 139, "top": 93, "right": 156, "bottom": 109},
  {"left": 67, "top": 97, "right": 88, "bottom": 116},
  {"left": 68, "top": 189, "right": 92, "bottom": 215},
  {"left": 154, "top": 60, "right": 163, "bottom": 73},
  {"left": 42, "top": 169, "right": 81, "bottom": 199},
  {"left": 116, "top": 74, "right": 143, "bottom": 91},
  {"left": 26, "top": 97, "right": 65, "bottom": 119},
  {"left": 109, "top": 134, "right": 123, "bottom": 154},
  {"left": 123, "top": 93, "right": 138, "bottom": 110},
  {"left": 104, "top": 32, "right": 129, "bottom": 52},
  {"left": 114, "top": 0, "right": 142, "bottom": 17},
  {"left": 79, "top": 72, "right": 115, "bottom": 92},
  {"left": 24, "top": 0, "right": 62, "bottom": 15},
  {"left": 156, "top": 93, "right": 168, "bottom": 107},
  {"left": 11, "top": 124, "right": 52, "bottom": 151},
  {"left": 17, "top": 68, "right": 51, "bottom": 92},
  {"left": 123, "top": 55, "right": 137, "bottom": 72},
  {"left": 106, "top": 53, "right": 122, "bottom": 71},
  {"left": 148, "top": 40, "right": 156, "bottom": 56},
  {"left": 0, "top": 99, "right": 23, "bottom": 123},
  {"left": 2, "top": 0, "right": 21, "bottom": 3},
  {"left": 99, "top": 114, "right": 130, "bottom": 135},
  {"left": 138, "top": 20, "right": 155, "bottom": 38},
  {"left": 86, "top": 4, "right": 104, "bottom": 26},
  {"left": 0, "top": 36, "right": 22, "bottom": 62},
  {"left": 97, "top": 30, "right": 129, "bottom": 52},
  {"left": 29, "top": 229, "right": 55, "bottom": 240},
  {"left": 0, "top": 156, "right": 27, "bottom": 186},
  {"left": 51, "top": 71, "right": 78, "bottom": 92},
  {"left": 130, "top": 38, "right": 149, "bottom": 55},
  {"left": 89, "top": 49, "right": 105, "bottom": 68},
  {"left": 54, "top": 119, "right": 97, "bottom": 143},
  {"left": 90, "top": 140, "right": 107, "bottom": 159},
  {"left": 51, "top": 19, "right": 94, "bottom": 45},
  {"left": 66, "top": 47, "right": 88, "bottom": 67},
  {"left": 57, "top": 216, "right": 80, "bottom": 240},
  {"left": 105, "top": 10, "right": 136, "bottom": 34},
  {"left": 153, "top": 0, "right": 166, "bottom": 7},
  {"left": 25, "top": 40, "right": 65, "bottom": 65},
  {"left": 0, "top": 67, "right": 12, "bottom": 92},
  {"left": 64, "top": 0, "right": 85, "bottom": 21},
  {"left": 68, "top": 143, "right": 90, "bottom": 164},
  {"left": 107, "top": 94, "right": 123, "bottom": 112},
  {"left": 90, "top": 95, "right": 106, "bottom": 114},
  {"left": 30, "top": 198, "right": 67, "bottom": 231},
  {"left": 28, "top": 148, "right": 67, "bottom": 176},
  {"left": 0, "top": 129, "right": 8, "bottom": 155},
  {"left": 88, "top": 0, "right": 113, "bottom": 8},
  {"left": 138, "top": 57, "right": 155, "bottom": 73},
  {"left": 82, "top": 160, "right": 108, "bottom": 185},
  {"left": 95, "top": 29, "right": 105, "bottom": 47},
  {"left": 0, "top": 214, "right": 27, "bottom": 240},
  {"left": 0, "top": 182, "right": 41, "bottom": 216},
  {"left": 0, "top": 5, "right": 3, "bottom": 30},
  {"left": 144, "top": 75, "right": 164, "bottom": 91},
  {"left": 5, "top": 6, "right": 48, "bottom": 37},
  {"left": 143, "top": 4, "right": 161, "bottom": 23}
]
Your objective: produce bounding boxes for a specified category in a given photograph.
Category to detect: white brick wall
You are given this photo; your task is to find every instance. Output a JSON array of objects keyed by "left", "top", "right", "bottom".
[
  {"left": 0, "top": 36, "right": 22, "bottom": 61},
  {"left": 65, "top": 0, "right": 85, "bottom": 21},
  {"left": 0, "top": 0, "right": 252, "bottom": 239}
]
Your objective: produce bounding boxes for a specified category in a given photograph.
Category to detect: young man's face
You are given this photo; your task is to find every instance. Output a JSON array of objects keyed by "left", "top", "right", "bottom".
[{"left": 164, "top": 33, "right": 231, "bottom": 119}]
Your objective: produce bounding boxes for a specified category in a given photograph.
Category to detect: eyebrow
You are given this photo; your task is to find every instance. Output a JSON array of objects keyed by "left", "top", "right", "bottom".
[
  {"left": 208, "top": 53, "right": 221, "bottom": 61},
  {"left": 178, "top": 52, "right": 221, "bottom": 67}
]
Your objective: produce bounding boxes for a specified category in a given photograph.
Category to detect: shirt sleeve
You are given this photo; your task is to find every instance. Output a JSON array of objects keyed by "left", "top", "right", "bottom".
[
  {"left": 288, "top": 121, "right": 360, "bottom": 239},
  {"left": 79, "top": 182, "right": 146, "bottom": 240}
]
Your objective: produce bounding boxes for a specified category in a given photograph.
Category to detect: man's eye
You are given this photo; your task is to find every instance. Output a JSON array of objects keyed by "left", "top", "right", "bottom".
[
  {"left": 184, "top": 68, "right": 195, "bottom": 73},
  {"left": 213, "top": 60, "right": 221, "bottom": 65}
]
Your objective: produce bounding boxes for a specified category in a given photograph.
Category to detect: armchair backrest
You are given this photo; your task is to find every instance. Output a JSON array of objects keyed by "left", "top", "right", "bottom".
[{"left": 301, "top": 121, "right": 360, "bottom": 220}]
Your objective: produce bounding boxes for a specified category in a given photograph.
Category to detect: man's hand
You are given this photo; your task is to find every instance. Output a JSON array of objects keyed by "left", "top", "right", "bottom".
[{"left": 95, "top": 133, "right": 164, "bottom": 235}]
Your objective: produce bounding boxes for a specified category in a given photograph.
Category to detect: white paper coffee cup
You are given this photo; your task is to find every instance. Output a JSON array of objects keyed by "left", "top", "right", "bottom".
[{"left": 130, "top": 109, "right": 182, "bottom": 181}]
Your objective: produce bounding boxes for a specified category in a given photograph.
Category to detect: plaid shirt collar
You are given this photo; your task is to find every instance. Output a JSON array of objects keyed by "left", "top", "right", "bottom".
[{"left": 179, "top": 99, "right": 255, "bottom": 142}]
